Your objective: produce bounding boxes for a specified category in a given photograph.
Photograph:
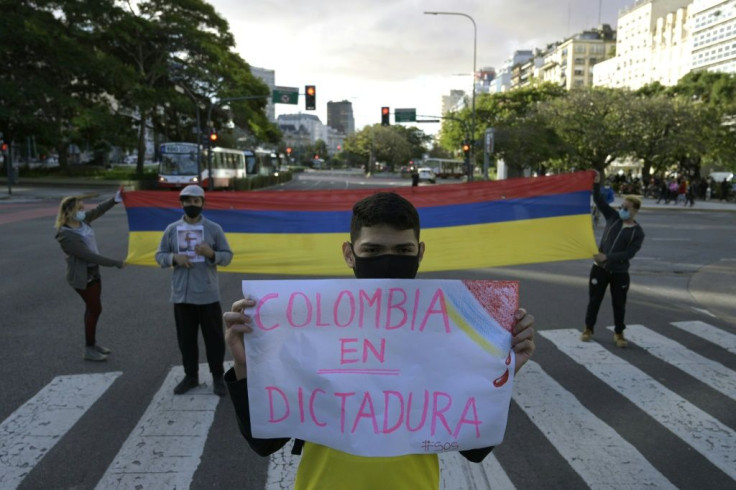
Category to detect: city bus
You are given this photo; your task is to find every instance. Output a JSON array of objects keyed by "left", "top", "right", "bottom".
[
  {"left": 157, "top": 142, "right": 252, "bottom": 189},
  {"left": 424, "top": 158, "right": 466, "bottom": 179}
]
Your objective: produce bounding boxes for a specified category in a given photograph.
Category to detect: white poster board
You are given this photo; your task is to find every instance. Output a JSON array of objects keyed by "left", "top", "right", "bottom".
[
  {"left": 242, "top": 279, "right": 518, "bottom": 457},
  {"left": 176, "top": 224, "right": 204, "bottom": 263}
]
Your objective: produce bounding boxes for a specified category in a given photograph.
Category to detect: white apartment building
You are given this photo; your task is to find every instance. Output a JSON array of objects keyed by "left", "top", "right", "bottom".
[
  {"left": 250, "top": 66, "right": 276, "bottom": 122},
  {"left": 690, "top": 0, "right": 736, "bottom": 74},
  {"left": 651, "top": 5, "right": 691, "bottom": 85},
  {"left": 596, "top": 0, "right": 691, "bottom": 89}
]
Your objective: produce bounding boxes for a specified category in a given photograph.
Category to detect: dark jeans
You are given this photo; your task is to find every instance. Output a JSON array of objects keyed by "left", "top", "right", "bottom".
[
  {"left": 585, "top": 265, "right": 630, "bottom": 334},
  {"left": 174, "top": 302, "right": 225, "bottom": 378},
  {"left": 75, "top": 278, "right": 102, "bottom": 346}
]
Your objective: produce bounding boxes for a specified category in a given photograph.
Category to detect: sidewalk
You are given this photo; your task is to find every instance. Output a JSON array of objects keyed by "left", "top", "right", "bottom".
[{"left": 0, "top": 178, "right": 122, "bottom": 203}]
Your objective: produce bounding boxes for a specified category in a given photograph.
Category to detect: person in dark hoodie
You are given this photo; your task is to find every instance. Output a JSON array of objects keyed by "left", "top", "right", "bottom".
[
  {"left": 221, "top": 191, "right": 536, "bottom": 490},
  {"left": 54, "top": 190, "right": 125, "bottom": 362},
  {"left": 581, "top": 171, "right": 645, "bottom": 348}
]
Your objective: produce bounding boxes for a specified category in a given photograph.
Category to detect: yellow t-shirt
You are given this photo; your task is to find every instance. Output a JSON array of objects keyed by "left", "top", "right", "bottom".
[{"left": 294, "top": 442, "right": 440, "bottom": 490}]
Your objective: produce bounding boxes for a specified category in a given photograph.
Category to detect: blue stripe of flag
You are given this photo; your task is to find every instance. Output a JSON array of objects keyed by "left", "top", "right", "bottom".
[{"left": 127, "top": 190, "right": 590, "bottom": 233}]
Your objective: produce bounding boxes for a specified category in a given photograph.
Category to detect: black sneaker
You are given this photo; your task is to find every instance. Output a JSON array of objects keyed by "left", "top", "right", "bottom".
[
  {"left": 212, "top": 374, "right": 226, "bottom": 397},
  {"left": 173, "top": 375, "right": 199, "bottom": 395}
]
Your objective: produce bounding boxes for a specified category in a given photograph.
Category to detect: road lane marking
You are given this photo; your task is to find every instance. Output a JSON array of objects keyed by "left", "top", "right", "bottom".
[
  {"left": 0, "top": 372, "right": 121, "bottom": 490},
  {"left": 440, "top": 452, "right": 513, "bottom": 490},
  {"left": 606, "top": 325, "right": 736, "bottom": 400},
  {"left": 670, "top": 321, "right": 736, "bottom": 355},
  {"left": 541, "top": 329, "right": 736, "bottom": 480},
  {"left": 689, "top": 307, "right": 717, "bottom": 318},
  {"left": 95, "top": 364, "right": 222, "bottom": 489},
  {"left": 513, "top": 361, "right": 674, "bottom": 489}
]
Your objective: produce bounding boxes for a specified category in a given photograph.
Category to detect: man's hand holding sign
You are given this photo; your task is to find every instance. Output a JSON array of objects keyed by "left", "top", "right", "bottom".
[{"left": 223, "top": 192, "right": 536, "bottom": 489}]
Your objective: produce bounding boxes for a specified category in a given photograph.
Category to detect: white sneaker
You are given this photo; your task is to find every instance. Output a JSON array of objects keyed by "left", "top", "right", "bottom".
[{"left": 84, "top": 346, "right": 108, "bottom": 362}]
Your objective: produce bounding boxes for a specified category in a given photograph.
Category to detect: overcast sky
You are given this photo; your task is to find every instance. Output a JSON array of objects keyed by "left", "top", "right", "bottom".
[{"left": 211, "top": 0, "right": 635, "bottom": 134}]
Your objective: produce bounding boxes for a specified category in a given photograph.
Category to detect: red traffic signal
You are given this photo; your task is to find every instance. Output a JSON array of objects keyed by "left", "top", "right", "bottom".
[
  {"left": 305, "top": 85, "right": 316, "bottom": 110},
  {"left": 209, "top": 131, "right": 218, "bottom": 143},
  {"left": 381, "top": 107, "right": 390, "bottom": 126},
  {"left": 286, "top": 147, "right": 292, "bottom": 155},
  {"left": 462, "top": 142, "right": 470, "bottom": 157},
  {"left": 0, "top": 142, "right": 7, "bottom": 152}
]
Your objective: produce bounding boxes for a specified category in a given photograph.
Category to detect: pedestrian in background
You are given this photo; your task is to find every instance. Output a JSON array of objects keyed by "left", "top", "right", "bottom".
[
  {"left": 54, "top": 189, "right": 125, "bottom": 362},
  {"left": 685, "top": 178, "right": 696, "bottom": 207},
  {"left": 581, "top": 171, "right": 645, "bottom": 348},
  {"left": 155, "top": 185, "right": 233, "bottom": 396},
  {"left": 721, "top": 178, "right": 731, "bottom": 202}
]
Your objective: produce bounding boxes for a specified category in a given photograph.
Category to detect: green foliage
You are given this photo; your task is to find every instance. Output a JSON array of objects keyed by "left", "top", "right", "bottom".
[
  {"left": 233, "top": 172, "right": 293, "bottom": 190},
  {"left": 343, "top": 124, "right": 431, "bottom": 171},
  {"left": 0, "top": 0, "right": 280, "bottom": 175}
]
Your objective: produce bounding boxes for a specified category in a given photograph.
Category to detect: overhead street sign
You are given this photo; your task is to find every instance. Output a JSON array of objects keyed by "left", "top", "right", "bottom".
[
  {"left": 394, "top": 108, "right": 417, "bottom": 123},
  {"left": 272, "top": 86, "right": 299, "bottom": 104}
]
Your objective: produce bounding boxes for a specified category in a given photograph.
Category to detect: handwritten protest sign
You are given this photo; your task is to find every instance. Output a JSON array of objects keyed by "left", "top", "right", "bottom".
[{"left": 242, "top": 279, "right": 518, "bottom": 457}]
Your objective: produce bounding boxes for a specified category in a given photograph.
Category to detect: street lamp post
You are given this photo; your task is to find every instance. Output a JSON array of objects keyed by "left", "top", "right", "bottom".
[
  {"left": 424, "top": 11, "right": 477, "bottom": 181},
  {"left": 174, "top": 84, "right": 203, "bottom": 183}
]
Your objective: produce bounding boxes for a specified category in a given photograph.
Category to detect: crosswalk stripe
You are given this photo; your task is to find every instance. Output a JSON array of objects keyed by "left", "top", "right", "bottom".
[
  {"left": 266, "top": 446, "right": 298, "bottom": 490},
  {"left": 541, "top": 329, "right": 736, "bottom": 480},
  {"left": 670, "top": 320, "right": 736, "bottom": 355},
  {"left": 440, "top": 452, "right": 513, "bottom": 490},
  {"left": 0, "top": 372, "right": 121, "bottom": 490},
  {"left": 512, "top": 361, "right": 675, "bottom": 489},
  {"left": 95, "top": 364, "right": 222, "bottom": 489},
  {"left": 607, "top": 325, "right": 736, "bottom": 400}
]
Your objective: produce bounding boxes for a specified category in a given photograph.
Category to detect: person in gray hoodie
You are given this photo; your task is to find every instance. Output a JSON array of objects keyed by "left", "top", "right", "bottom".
[
  {"left": 155, "top": 185, "right": 233, "bottom": 396},
  {"left": 581, "top": 171, "right": 645, "bottom": 348},
  {"left": 55, "top": 191, "right": 125, "bottom": 362}
]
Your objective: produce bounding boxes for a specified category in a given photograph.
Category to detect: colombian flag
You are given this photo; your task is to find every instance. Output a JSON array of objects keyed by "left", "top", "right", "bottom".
[{"left": 123, "top": 171, "right": 598, "bottom": 275}]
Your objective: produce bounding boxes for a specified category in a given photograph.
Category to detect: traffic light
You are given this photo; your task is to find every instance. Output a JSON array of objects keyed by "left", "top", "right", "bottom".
[
  {"left": 462, "top": 141, "right": 470, "bottom": 158},
  {"left": 209, "top": 130, "right": 218, "bottom": 144},
  {"left": 286, "top": 147, "right": 292, "bottom": 155},
  {"left": 381, "top": 107, "right": 390, "bottom": 126},
  {"left": 305, "top": 85, "right": 316, "bottom": 110},
  {"left": 0, "top": 142, "right": 7, "bottom": 153}
]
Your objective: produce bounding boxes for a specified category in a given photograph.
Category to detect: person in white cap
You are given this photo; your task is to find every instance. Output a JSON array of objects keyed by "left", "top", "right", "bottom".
[{"left": 155, "top": 185, "right": 233, "bottom": 395}]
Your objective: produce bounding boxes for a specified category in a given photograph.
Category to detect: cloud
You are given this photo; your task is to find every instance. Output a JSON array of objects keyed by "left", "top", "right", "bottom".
[{"left": 213, "top": 0, "right": 633, "bottom": 131}]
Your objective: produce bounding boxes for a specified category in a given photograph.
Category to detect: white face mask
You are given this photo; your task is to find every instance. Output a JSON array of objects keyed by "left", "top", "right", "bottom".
[{"left": 74, "top": 210, "right": 86, "bottom": 222}]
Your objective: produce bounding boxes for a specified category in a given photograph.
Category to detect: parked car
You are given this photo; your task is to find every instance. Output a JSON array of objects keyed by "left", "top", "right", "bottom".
[{"left": 417, "top": 167, "right": 436, "bottom": 184}]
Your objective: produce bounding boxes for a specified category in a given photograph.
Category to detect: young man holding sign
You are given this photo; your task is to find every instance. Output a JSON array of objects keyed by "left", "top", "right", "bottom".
[{"left": 223, "top": 192, "right": 536, "bottom": 489}]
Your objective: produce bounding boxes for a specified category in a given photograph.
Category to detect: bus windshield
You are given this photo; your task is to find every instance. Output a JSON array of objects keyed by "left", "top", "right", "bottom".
[{"left": 160, "top": 152, "right": 198, "bottom": 176}]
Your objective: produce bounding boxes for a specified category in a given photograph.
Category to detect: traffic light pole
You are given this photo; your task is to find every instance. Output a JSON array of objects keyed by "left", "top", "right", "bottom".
[{"left": 205, "top": 94, "right": 268, "bottom": 190}]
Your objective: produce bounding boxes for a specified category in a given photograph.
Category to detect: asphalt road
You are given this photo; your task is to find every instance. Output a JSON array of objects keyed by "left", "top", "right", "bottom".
[{"left": 1, "top": 172, "right": 735, "bottom": 489}]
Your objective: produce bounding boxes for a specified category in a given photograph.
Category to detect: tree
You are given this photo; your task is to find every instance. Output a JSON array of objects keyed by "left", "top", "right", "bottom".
[
  {"left": 536, "top": 88, "right": 637, "bottom": 171},
  {"left": 0, "top": 0, "right": 133, "bottom": 167},
  {"left": 438, "top": 83, "right": 566, "bottom": 175}
]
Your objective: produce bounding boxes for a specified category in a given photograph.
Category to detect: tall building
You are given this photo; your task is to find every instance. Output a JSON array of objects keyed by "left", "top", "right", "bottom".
[
  {"left": 491, "top": 51, "right": 534, "bottom": 93},
  {"left": 326, "top": 100, "right": 355, "bottom": 135},
  {"left": 600, "top": 0, "right": 691, "bottom": 89},
  {"left": 690, "top": 0, "right": 736, "bottom": 74},
  {"left": 250, "top": 66, "right": 276, "bottom": 122},
  {"left": 441, "top": 90, "right": 466, "bottom": 113},
  {"left": 537, "top": 25, "right": 616, "bottom": 89}
]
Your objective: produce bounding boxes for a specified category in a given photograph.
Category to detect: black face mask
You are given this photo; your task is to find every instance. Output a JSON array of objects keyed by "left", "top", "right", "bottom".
[
  {"left": 351, "top": 246, "right": 420, "bottom": 279},
  {"left": 183, "top": 205, "right": 203, "bottom": 219}
]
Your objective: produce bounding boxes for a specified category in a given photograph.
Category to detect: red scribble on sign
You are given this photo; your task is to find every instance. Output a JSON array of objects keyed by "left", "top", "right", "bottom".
[{"left": 492, "top": 351, "right": 513, "bottom": 388}]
